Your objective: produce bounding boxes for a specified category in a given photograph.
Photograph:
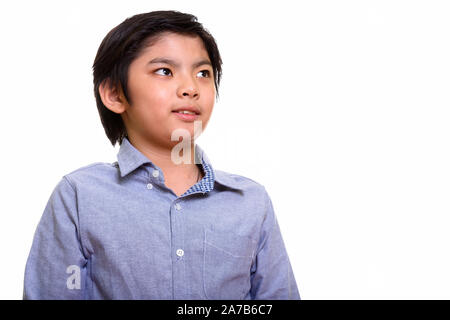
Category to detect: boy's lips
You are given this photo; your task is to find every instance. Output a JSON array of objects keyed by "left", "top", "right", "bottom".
[
  {"left": 172, "top": 111, "right": 200, "bottom": 122},
  {"left": 172, "top": 105, "right": 201, "bottom": 115},
  {"left": 172, "top": 105, "right": 201, "bottom": 122}
]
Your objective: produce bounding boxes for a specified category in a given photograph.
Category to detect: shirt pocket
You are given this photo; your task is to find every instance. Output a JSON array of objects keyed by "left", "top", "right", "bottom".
[{"left": 203, "top": 227, "right": 256, "bottom": 300}]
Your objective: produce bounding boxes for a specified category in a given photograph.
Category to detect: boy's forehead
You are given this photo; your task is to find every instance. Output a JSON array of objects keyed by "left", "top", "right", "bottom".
[
  {"left": 142, "top": 32, "right": 207, "bottom": 55},
  {"left": 141, "top": 33, "right": 210, "bottom": 62}
]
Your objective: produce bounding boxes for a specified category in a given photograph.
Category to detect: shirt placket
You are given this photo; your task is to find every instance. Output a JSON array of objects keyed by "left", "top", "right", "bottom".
[{"left": 170, "top": 198, "right": 188, "bottom": 299}]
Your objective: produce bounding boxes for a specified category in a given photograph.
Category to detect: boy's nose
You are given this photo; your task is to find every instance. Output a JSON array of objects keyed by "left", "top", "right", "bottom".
[
  {"left": 177, "top": 73, "right": 199, "bottom": 98},
  {"left": 180, "top": 86, "right": 199, "bottom": 98}
]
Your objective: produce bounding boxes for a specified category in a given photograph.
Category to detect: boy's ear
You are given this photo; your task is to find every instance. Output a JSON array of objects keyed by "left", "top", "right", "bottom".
[{"left": 99, "top": 79, "right": 129, "bottom": 114}]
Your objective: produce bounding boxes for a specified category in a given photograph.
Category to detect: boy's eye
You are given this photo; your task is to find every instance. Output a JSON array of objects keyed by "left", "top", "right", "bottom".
[
  {"left": 197, "top": 70, "right": 211, "bottom": 78},
  {"left": 155, "top": 68, "right": 172, "bottom": 76}
]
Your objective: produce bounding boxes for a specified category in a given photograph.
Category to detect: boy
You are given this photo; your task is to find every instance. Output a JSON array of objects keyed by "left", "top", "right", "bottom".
[{"left": 23, "top": 10, "right": 300, "bottom": 300}]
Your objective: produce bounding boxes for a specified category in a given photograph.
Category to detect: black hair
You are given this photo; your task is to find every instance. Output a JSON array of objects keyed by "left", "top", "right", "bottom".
[{"left": 92, "top": 10, "right": 223, "bottom": 146}]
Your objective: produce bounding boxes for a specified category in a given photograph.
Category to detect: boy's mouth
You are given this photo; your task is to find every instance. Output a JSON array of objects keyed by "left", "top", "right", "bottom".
[
  {"left": 172, "top": 106, "right": 201, "bottom": 122},
  {"left": 172, "top": 105, "right": 201, "bottom": 115},
  {"left": 172, "top": 110, "right": 198, "bottom": 115}
]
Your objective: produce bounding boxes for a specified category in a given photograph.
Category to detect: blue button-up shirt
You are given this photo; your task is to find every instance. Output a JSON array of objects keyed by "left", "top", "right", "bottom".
[{"left": 23, "top": 137, "right": 300, "bottom": 300}]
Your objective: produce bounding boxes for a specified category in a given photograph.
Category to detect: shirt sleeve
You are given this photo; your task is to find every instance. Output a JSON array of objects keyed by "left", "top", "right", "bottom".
[
  {"left": 23, "top": 176, "right": 89, "bottom": 300},
  {"left": 250, "top": 187, "right": 301, "bottom": 300}
]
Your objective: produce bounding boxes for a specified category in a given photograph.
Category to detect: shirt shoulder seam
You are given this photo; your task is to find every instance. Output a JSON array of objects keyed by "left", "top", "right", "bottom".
[{"left": 64, "top": 162, "right": 113, "bottom": 177}]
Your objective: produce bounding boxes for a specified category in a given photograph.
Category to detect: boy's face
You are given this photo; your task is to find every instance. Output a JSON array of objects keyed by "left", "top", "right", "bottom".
[{"left": 120, "top": 32, "right": 216, "bottom": 148}]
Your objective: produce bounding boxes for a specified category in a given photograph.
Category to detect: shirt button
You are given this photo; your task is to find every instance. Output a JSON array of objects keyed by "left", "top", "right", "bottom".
[
  {"left": 176, "top": 249, "right": 184, "bottom": 257},
  {"left": 175, "top": 203, "right": 181, "bottom": 210},
  {"left": 152, "top": 170, "right": 160, "bottom": 178},
  {"left": 146, "top": 183, "right": 153, "bottom": 190}
]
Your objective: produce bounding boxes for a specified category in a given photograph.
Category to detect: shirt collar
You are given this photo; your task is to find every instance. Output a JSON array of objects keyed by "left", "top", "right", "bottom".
[
  {"left": 117, "top": 137, "right": 152, "bottom": 177},
  {"left": 116, "top": 137, "right": 243, "bottom": 191}
]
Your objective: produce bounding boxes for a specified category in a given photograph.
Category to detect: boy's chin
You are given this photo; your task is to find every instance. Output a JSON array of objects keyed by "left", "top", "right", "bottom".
[{"left": 167, "top": 129, "right": 198, "bottom": 144}]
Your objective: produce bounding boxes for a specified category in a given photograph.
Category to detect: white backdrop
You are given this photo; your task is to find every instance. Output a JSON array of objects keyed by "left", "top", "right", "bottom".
[{"left": 0, "top": 0, "right": 449, "bottom": 299}]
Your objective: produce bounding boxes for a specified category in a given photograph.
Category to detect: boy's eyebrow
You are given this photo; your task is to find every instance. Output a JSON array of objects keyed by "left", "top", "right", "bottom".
[{"left": 148, "top": 57, "right": 212, "bottom": 69}]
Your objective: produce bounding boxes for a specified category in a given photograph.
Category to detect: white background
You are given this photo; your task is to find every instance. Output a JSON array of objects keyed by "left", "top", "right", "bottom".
[{"left": 0, "top": 0, "right": 449, "bottom": 299}]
